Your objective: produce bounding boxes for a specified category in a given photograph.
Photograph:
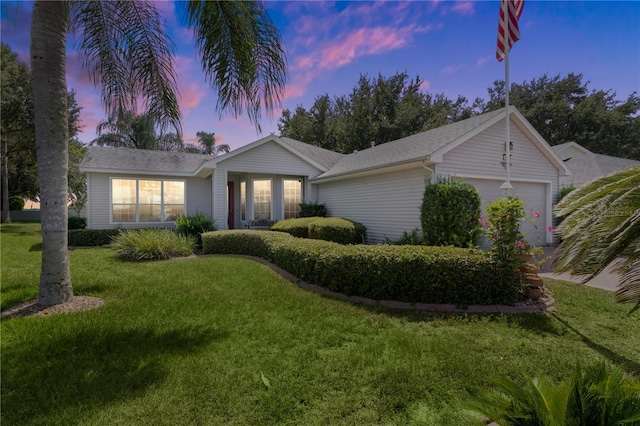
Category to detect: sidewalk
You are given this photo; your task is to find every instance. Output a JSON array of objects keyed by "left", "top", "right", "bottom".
[{"left": 538, "top": 247, "right": 620, "bottom": 292}]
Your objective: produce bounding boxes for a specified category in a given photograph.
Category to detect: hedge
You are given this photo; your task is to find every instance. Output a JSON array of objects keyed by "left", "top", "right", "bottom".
[
  {"left": 271, "top": 217, "right": 367, "bottom": 244},
  {"left": 68, "top": 229, "right": 121, "bottom": 246},
  {"left": 202, "top": 230, "right": 520, "bottom": 305}
]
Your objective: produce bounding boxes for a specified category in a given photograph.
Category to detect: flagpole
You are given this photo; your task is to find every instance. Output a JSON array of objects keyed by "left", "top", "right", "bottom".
[{"left": 502, "top": 0, "right": 512, "bottom": 196}]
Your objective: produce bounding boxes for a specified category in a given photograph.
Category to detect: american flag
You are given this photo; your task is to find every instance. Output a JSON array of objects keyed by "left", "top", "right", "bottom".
[{"left": 496, "top": 0, "right": 525, "bottom": 62}]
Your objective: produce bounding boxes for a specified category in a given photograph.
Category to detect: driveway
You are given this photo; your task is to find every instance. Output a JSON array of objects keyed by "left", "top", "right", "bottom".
[{"left": 538, "top": 246, "right": 621, "bottom": 292}]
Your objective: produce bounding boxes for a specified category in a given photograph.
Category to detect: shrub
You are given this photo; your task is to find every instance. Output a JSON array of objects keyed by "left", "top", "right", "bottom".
[
  {"left": 387, "top": 229, "right": 424, "bottom": 245},
  {"left": 466, "top": 362, "right": 640, "bottom": 425},
  {"left": 271, "top": 217, "right": 366, "bottom": 244},
  {"left": 202, "top": 230, "right": 520, "bottom": 305},
  {"left": 8, "top": 196, "right": 24, "bottom": 211},
  {"left": 112, "top": 228, "right": 194, "bottom": 261},
  {"left": 175, "top": 213, "right": 217, "bottom": 247},
  {"left": 557, "top": 184, "right": 575, "bottom": 202},
  {"left": 270, "top": 217, "right": 320, "bottom": 238},
  {"left": 298, "top": 202, "right": 327, "bottom": 218},
  {"left": 421, "top": 179, "right": 482, "bottom": 248},
  {"left": 68, "top": 216, "right": 87, "bottom": 230},
  {"left": 68, "top": 229, "right": 121, "bottom": 246},
  {"left": 308, "top": 217, "right": 366, "bottom": 244}
]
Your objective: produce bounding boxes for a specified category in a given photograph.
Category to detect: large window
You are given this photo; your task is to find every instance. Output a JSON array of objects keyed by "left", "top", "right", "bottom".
[
  {"left": 252, "top": 179, "right": 271, "bottom": 220},
  {"left": 112, "top": 178, "right": 184, "bottom": 223},
  {"left": 240, "top": 181, "right": 246, "bottom": 221},
  {"left": 283, "top": 179, "right": 302, "bottom": 219}
]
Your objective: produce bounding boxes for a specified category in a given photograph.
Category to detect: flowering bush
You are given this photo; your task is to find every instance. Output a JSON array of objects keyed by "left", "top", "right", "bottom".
[{"left": 480, "top": 196, "right": 551, "bottom": 263}]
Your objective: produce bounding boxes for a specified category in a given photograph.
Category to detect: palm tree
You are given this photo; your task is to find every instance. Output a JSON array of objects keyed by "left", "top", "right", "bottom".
[
  {"left": 30, "top": 0, "right": 286, "bottom": 306},
  {"left": 196, "top": 131, "right": 230, "bottom": 155},
  {"left": 552, "top": 166, "right": 640, "bottom": 313}
]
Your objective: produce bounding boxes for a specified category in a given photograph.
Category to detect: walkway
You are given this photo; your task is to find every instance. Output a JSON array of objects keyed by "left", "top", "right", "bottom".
[{"left": 538, "top": 247, "right": 620, "bottom": 293}]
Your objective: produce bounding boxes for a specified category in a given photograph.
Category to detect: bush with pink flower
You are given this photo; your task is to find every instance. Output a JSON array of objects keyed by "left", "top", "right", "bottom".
[{"left": 481, "top": 196, "right": 549, "bottom": 264}]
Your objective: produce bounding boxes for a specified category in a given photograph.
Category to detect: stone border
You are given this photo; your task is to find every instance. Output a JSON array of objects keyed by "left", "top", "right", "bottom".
[{"left": 201, "top": 254, "right": 555, "bottom": 314}]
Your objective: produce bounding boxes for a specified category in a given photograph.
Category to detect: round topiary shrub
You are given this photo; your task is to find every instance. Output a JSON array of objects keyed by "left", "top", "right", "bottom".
[{"left": 9, "top": 196, "right": 25, "bottom": 211}]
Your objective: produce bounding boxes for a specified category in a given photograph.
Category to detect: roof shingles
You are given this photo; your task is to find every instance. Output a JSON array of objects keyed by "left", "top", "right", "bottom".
[{"left": 80, "top": 147, "right": 211, "bottom": 175}]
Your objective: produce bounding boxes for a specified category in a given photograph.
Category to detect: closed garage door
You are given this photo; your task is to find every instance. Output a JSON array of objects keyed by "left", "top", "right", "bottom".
[{"left": 458, "top": 178, "right": 550, "bottom": 247}]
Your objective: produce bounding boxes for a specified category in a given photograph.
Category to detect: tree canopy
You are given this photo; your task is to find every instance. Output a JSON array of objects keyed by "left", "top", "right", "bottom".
[
  {"left": 480, "top": 73, "right": 640, "bottom": 159},
  {"left": 1, "top": 43, "right": 83, "bottom": 222},
  {"left": 278, "top": 72, "right": 480, "bottom": 154},
  {"left": 279, "top": 72, "right": 639, "bottom": 160}
]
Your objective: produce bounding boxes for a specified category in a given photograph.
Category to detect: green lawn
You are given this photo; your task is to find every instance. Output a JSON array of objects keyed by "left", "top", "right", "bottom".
[{"left": 2, "top": 223, "right": 639, "bottom": 425}]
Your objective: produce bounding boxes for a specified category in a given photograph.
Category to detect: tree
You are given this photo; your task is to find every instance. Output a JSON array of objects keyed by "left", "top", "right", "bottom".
[
  {"left": 1, "top": 43, "right": 35, "bottom": 223},
  {"left": 29, "top": 0, "right": 286, "bottom": 306},
  {"left": 482, "top": 73, "right": 640, "bottom": 159},
  {"left": 195, "top": 131, "right": 230, "bottom": 155},
  {"left": 553, "top": 166, "right": 640, "bottom": 313},
  {"left": 1, "top": 44, "right": 82, "bottom": 223},
  {"left": 278, "top": 72, "right": 480, "bottom": 154}
]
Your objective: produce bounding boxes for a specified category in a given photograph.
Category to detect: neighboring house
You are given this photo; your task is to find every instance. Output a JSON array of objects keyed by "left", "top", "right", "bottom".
[
  {"left": 80, "top": 107, "right": 571, "bottom": 244},
  {"left": 552, "top": 141, "right": 640, "bottom": 188}
]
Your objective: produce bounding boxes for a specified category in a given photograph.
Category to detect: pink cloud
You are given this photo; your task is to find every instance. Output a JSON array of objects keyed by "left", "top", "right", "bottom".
[
  {"left": 441, "top": 64, "right": 466, "bottom": 75},
  {"left": 291, "top": 55, "right": 315, "bottom": 71},
  {"left": 451, "top": 2, "right": 475, "bottom": 16},
  {"left": 419, "top": 80, "right": 431, "bottom": 91},
  {"left": 319, "top": 27, "right": 407, "bottom": 69},
  {"left": 476, "top": 56, "right": 491, "bottom": 67},
  {"left": 179, "top": 83, "right": 207, "bottom": 111}
]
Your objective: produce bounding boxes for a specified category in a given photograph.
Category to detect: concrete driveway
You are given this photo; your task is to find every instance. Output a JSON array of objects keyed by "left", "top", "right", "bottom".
[{"left": 538, "top": 246, "right": 621, "bottom": 292}]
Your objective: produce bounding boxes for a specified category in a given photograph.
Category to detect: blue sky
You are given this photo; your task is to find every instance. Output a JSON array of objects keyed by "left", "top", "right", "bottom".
[{"left": 2, "top": 1, "right": 639, "bottom": 150}]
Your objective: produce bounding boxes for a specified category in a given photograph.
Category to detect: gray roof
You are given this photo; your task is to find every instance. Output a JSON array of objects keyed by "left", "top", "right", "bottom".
[
  {"left": 279, "top": 137, "right": 344, "bottom": 169},
  {"left": 80, "top": 146, "right": 212, "bottom": 175},
  {"left": 554, "top": 144, "right": 640, "bottom": 185},
  {"left": 314, "top": 108, "right": 506, "bottom": 179}
]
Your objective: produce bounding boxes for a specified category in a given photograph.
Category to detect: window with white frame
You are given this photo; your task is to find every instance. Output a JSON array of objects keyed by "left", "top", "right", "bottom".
[
  {"left": 252, "top": 179, "right": 271, "bottom": 220},
  {"left": 283, "top": 179, "right": 302, "bottom": 219},
  {"left": 111, "top": 178, "right": 184, "bottom": 223},
  {"left": 240, "top": 181, "right": 246, "bottom": 221}
]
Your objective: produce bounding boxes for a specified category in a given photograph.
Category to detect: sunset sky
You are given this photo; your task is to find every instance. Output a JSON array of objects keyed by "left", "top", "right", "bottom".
[{"left": 2, "top": 1, "right": 639, "bottom": 151}]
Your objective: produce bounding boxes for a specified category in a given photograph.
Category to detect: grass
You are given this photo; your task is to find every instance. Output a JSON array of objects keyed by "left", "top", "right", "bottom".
[{"left": 2, "top": 223, "right": 639, "bottom": 425}]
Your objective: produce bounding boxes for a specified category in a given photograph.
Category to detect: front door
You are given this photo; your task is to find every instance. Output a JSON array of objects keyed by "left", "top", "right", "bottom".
[{"left": 227, "top": 181, "right": 235, "bottom": 229}]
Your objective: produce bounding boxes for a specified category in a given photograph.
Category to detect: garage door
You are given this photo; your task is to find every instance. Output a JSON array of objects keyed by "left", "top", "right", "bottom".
[{"left": 459, "top": 178, "right": 550, "bottom": 248}]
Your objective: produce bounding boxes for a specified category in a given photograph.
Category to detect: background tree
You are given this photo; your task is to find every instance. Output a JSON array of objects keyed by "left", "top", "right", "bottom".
[
  {"left": 278, "top": 72, "right": 480, "bottom": 154},
  {"left": 1, "top": 44, "right": 82, "bottom": 222},
  {"left": 29, "top": 0, "right": 286, "bottom": 306},
  {"left": 553, "top": 166, "right": 640, "bottom": 313},
  {"left": 1, "top": 43, "right": 35, "bottom": 223},
  {"left": 481, "top": 73, "right": 640, "bottom": 159},
  {"left": 195, "top": 131, "right": 230, "bottom": 155}
]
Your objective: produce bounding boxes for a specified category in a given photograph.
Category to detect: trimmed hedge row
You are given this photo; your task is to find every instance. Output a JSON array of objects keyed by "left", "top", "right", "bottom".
[
  {"left": 202, "top": 230, "right": 520, "bottom": 305},
  {"left": 68, "top": 229, "right": 121, "bottom": 246},
  {"left": 271, "top": 217, "right": 367, "bottom": 244}
]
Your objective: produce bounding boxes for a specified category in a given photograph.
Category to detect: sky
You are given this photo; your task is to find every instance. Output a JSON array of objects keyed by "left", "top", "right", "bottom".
[{"left": 2, "top": 1, "right": 639, "bottom": 151}]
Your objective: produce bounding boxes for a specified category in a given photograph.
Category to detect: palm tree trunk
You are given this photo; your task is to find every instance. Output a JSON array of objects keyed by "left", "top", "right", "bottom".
[{"left": 30, "top": 1, "right": 73, "bottom": 306}]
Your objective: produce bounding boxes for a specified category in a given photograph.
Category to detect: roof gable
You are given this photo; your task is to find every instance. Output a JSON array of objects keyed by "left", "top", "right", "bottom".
[
  {"left": 313, "top": 107, "right": 570, "bottom": 181},
  {"left": 199, "top": 135, "right": 341, "bottom": 173}
]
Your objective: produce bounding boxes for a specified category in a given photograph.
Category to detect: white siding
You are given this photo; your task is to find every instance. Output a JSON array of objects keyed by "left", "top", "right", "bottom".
[
  {"left": 437, "top": 120, "right": 558, "bottom": 185},
  {"left": 460, "top": 178, "right": 552, "bottom": 247},
  {"left": 217, "top": 141, "right": 324, "bottom": 176},
  {"left": 86, "top": 172, "right": 211, "bottom": 229},
  {"left": 318, "top": 167, "right": 429, "bottom": 243},
  {"left": 436, "top": 119, "right": 559, "bottom": 246}
]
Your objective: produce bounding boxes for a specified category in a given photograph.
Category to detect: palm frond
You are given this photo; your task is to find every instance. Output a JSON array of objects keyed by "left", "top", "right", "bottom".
[
  {"left": 553, "top": 166, "right": 640, "bottom": 311},
  {"left": 615, "top": 257, "right": 640, "bottom": 313},
  {"left": 183, "top": 0, "right": 287, "bottom": 130},
  {"left": 71, "top": 0, "right": 181, "bottom": 134}
]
